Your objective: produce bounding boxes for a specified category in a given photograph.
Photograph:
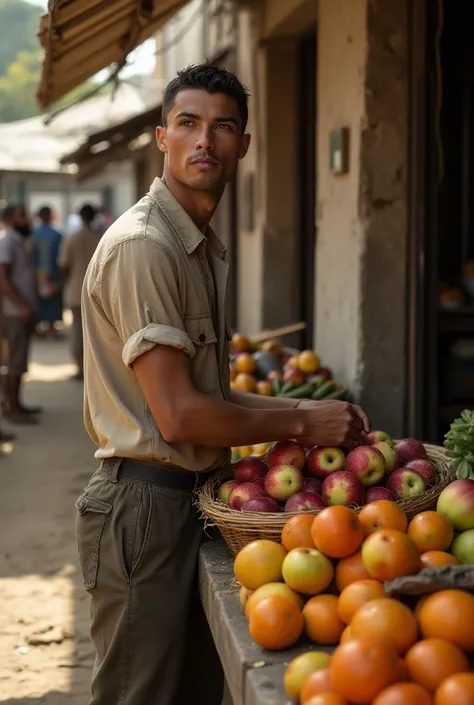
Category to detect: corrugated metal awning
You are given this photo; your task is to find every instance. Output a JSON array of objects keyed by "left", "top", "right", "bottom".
[{"left": 37, "top": 0, "right": 187, "bottom": 110}]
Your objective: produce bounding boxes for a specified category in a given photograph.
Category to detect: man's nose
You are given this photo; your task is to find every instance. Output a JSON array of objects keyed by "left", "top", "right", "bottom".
[{"left": 195, "top": 126, "right": 215, "bottom": 152}]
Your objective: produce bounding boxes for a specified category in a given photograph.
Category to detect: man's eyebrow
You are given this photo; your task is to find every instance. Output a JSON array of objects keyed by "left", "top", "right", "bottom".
[{"left": 175, "top": 111, "right": 239, "bottom": 126}]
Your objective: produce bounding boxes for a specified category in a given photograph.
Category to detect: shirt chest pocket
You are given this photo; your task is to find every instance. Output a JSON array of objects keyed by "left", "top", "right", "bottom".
[{"left": 184, "top": 314, "right": 219, "bottom": 394}]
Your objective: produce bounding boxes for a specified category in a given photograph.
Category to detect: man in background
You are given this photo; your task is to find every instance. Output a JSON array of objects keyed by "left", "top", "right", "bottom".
[
  {"left": 0, "top": 204, "right": 41, "bottom": 424},
  {"left": 33, "top": 206, "right": 63, "bottom": 338},
  {"left": 59, "top": 204, "right": 101, "bottom": 380}
]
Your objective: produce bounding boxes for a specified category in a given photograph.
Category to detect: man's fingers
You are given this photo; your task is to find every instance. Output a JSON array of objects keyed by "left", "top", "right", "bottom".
[{"left": 354, "top": 405, "right": 371, "bottom": 434}]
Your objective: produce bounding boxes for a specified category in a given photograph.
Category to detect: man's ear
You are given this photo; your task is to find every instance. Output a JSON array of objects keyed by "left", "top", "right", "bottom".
[
  {"left": 239, "top": 132, "right": 251, "bottom": 160},
  {"left": 156, "top": 126, "right": 167, "bottom": 154}
]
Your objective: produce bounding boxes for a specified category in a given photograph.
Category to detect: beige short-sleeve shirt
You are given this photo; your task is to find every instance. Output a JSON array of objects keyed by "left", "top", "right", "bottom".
[{"left": 82, "top": 178, "right": 231, "bottom": 472}]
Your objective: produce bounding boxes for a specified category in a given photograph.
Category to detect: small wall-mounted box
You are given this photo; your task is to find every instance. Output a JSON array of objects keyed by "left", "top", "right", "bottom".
[{"left": 329, "top": 127, "right": 350, "bottom": 175}]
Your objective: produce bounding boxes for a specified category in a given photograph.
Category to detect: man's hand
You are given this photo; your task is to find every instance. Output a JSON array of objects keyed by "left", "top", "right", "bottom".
[
  {"left": 297, "top": 400, "right": 371, "bottom": 449},
  {"left": 19, "top": 304, "right": 34, "bottom": 323}
]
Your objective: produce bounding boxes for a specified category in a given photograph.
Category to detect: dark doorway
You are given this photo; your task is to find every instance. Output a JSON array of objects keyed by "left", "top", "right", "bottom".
[{"left": 297, "top": 30, "right": 317, "bottom": 350}]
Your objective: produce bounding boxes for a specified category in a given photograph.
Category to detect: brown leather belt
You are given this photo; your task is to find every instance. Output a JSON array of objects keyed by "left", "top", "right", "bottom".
[{"left": 100, "top": 457, "right": 215, "bottom": 492}]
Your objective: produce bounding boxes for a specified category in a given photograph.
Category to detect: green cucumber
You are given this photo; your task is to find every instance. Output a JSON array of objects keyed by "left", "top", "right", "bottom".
[
  {"left": 280, "top": 381, "right": 296, "bottom": 395},
  {"left": 321, "top": 387, "right": 346, "bottom": 400},
  {"left": 281, "top": 383, "right": 316, "bottom": 399},
  {"left": 311, "top": 381, "right": 336, "bottom": 400},
  {"left": 272, "top": 376, "right": 282, "bottom": 396}
]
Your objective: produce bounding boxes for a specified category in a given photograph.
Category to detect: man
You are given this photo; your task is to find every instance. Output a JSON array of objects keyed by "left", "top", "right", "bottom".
[
  {"left": 59, "top": 204, "right": 101, "bottom": 380},
  {"left": 77, "top": 63, "right": 370, "bottom": 705},
  {"left": 0, "top": 204, "right": 41, "bottom": 424},
  {"left": 33, "top": 205, "right": 63, "bottom": 338}
]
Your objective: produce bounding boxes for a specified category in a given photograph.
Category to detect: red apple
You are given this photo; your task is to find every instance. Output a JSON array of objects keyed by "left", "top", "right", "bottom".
[
  {"left": 233, "top": 457, "right": 267, "bottom": 483},
  {"left": 394, "top": 438, "right": 427, "bottom": 463},
  {"left": 386, "top": 468, "right": 425, "bottom": 500},
  {"left": 303, "top": 477, "right": 323, "bottom": 495},
  {"left": 404, "top": 459, "right": 436, "bottom": 486},
  {"left": 264, "top": 464, "right": 304, "bottom": 502},
  {"left": 228, "top": 482, "right": 266, "bottom": 511},
  {"left": 365, "top": 486, "right": 397, "bottom": 503},
  {"left": 373, "top": 441, "right": 399, "bottom": 475},
  {"left": 322, "top": 470, "right": 365, "bottom": 507},
  {"left": 285, "top": 491, "right": 326, "bottom": 512},
  {"left": 267, "top": 440, "right": 306, "bottom": 471},
  {"left": 436, "top": 479, "right": 474, "bottom": 531},
  {"left": 363, "top": 430, "right": 393, "bottom": 446},
  {"left": 306, "top": 446, "right": 346, "bottom": 481},
  {"left": 252, "top": 476, "right": 266, "bottom": 490},
  {"left": 316, "top": 366, "right": 332, "bottom": 381},
  {"left": 345, "top": 446, "right": 386, "bottom": 487},
  {"left": 266, "top": 370, "right": 282, "bottom": 382},
  {"left": 282, "top": 367, "right": 306, "bottom": 386},
  {"left": 217, "top": 480, "right": 240, "bottom": 504},
  {"left": 241, "top": 497, "right": 282, "bottom": 513}
]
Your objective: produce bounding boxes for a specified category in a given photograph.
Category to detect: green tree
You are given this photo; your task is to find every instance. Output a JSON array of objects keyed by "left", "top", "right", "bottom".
[
  {"left": 0, "top": 50, "right": 40, "bottom": 122},
  {"left": 0, "top": 0, "right": 42, "bottom": 76}
]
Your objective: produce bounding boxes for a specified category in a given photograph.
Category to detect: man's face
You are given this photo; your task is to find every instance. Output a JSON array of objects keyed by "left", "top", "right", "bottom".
[
  {"left": 157, "top": 89, "right": 250, "bottom": 192},
  {"left": 12, "top": 207, "right": 28, "bottom": 229}
]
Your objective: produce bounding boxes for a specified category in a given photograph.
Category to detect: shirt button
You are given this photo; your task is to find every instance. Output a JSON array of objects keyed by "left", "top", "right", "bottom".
[{"left": 199, "top": 333, "right": 206, "bottom": 342}]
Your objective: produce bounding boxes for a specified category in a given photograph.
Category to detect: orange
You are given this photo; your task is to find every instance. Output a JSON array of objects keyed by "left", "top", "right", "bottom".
[
  {"left": 231, "top": 332, "right": 251, "bottom": 353},
  {"left": 329, "top": 637, "right": 400, "bottom": 703},
  {"left": 358, "top": 500, "right": 408, "bottom": 535},
  {"left": 303, "top": 594, "right": 345, "bottom": 645},
  {"left": 312, "top": 506, "right": 364, "bottom": 559},
  {"left": 337, "top": 579, "right": 385, "bottom": 624},
  {"left": 245, "top": 582, "right": 303, "bottom": 620},
  {"left": 418, "top": 589, "right": 474, "bottom": 652},
  {"left": 301, "top": 668, "right": 333, "bottom": 702},
  {"left": 407, "top": 511, "right": 454, "bottom": 553},
  {"left": 335, "top": 550, "right": 372, "bottom": 592},
  {"left": 396, "top": 658, "right": 409, "bottom": 682},
  {"left": 414, "top": 594, "right": 429, "bottom": 618},
  {"left": 350, "top": 597, "right": 418, "bottom": 655},
  {"left": 340, "top": 625, "right": 353, "bottom": 643},
  {"left": 233, "top": 539, "right": 286, "bottom": 590},
  {"left": 405, "top": 638, "right": 470, "bottom": 692},
  {"left": 230, "top": 364, "right": 237, "bottom": 381},
  {"left": 420, "top": 551, "right": 458, "bottom": 568},
  {"left": 298, "top": 350, "right": 321, "bottom": 374},
  {"left": 248, "top": 595, "right": 304, "bottom": 650},
  {"left": 282, "top": 514, "right": 316, "bottom": 551},
  {"left": 434, "top": 673, "right": 474, "bottom": 705},
  {"left": 361, "top": 529, "right": 421, "bottom": 581},
  {"left": 373, "top": 682, "right": 432, "bottom": 705},
  {"left": 233, "top": 372, "right": 257, "bottom": 392},
  {"left": 304, "top": 695, "right": 349, "bottom": 705},
  {"left": 235, "top": 352, "right": 257, "bottom": 374},
  {"left": 284, "top": 651, "right": 332, "bottom": 700}
]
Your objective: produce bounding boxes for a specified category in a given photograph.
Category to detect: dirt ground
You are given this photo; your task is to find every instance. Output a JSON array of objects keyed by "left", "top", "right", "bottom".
[{"left": 0, "top": 327, "right": 97, "bottom": 704}]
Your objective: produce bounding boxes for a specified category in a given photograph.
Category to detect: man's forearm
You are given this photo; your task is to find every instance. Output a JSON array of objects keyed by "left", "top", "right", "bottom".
[
  {"left": 230, "top": 389, "right": 300, "bottom": 410},
  {"left": 165, "top": 392, "right": 305, "bottom": 448},
  {"left": 0, "top": 278, "right": 30, "bottom": 310}
]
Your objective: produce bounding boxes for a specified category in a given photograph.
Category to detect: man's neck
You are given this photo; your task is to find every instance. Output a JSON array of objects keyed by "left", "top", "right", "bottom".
[{"left": 162, "top": 170, "right": 223, "bottom": 233}]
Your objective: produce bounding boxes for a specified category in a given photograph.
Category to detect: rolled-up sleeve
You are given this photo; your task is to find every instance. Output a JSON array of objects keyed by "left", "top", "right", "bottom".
[{"left": 98, "top": 237, "right": 195, "bottom": 367}]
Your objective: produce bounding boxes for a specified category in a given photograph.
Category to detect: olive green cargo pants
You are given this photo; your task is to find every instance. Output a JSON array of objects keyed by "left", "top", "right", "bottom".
[{"left": 75, "top": 464, "right": 224, "bottom": 705}]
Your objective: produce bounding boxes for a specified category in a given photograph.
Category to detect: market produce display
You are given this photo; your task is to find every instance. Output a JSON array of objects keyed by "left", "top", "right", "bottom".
[
  {"left": 229, "top": 332, "right": 347, "bottom": 401},
  {"left": 221, "top": 432, "right": 438, "bottom": 513},
  {"left": 444, "top": 408, "right": 474, "bottom": 479},
  {"left": 234, "top": 491, "right": 474, "bottom": 704}
]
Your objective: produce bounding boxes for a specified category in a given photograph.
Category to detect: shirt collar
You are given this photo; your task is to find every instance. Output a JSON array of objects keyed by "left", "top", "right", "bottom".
[{"left": 148, "top": 177, "right": 226, "bottom": 260}]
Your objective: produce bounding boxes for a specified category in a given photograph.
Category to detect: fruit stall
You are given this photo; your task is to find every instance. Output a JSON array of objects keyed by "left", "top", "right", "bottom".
[{"left": 196, "top": 413, "right": 474, "bottom": 705}]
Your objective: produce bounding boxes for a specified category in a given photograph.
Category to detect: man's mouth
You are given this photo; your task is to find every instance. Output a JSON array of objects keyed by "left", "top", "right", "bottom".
[{"left": 190, "top": 157, "right": 219, "bottom": 167}]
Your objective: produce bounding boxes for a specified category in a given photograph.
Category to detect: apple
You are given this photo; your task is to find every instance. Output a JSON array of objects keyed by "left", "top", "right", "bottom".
[
  {"left": 316, "top": 366, "right": 332, "bottom": 381},
  {"left": 394, "top": 438, "right": 427, "bottom": 463},
  {"left": 217, "top": 480, "right": 240, "bottom": 504},
  {"left": 267, "top": 440, "right": 306, "bottom": 471},
  {"left": 365, "top": 486, "right": 397, "bottom": 503},
  {"left": 345, "top": 446, "right": 386, "bottom": 487},
  {"left": 282, "top": 547, "right": 334, "bottom": 595},
  {"left": 373, "top": 441, "right": 399, "bottom": 475},
  {"left": 228, "top": 482, "right": 266, "bottom": 511},
  {"left": 436, "top": 479, "right": 474, "bottom": 531},
  {"left": 450, "top": 528, "right": 474, "bottom": 564},
  {"left": 404, "top": 459, "right": 436, "bottom": 486},
  {"left": 242, "top": 497, "right": 282, "bottom": 513},
  {"left": 265, "top": 464, "right": 304, "bottom": 502},
  {"left": 233, "top": 457, "right": 267, "bottom": 483},
  {"left": 252, "top": 476, "right": 266, "bottom": 490},
  {"left": 285, "top": 491, "right": 326, "bottom": 512},
  {"left": 306, "top": 446, "right": 346, "bottom": 481},
  {"left": 364, "top": 430, "right": 393, "bottom": 446},
  {"left": 282, "top": 367, "right": 306, "bottom": 386},
  {"left": 303, "top": 477, "right": 323, "bottom": 495},
  {"left": 386, "top": 468, "right": 426, "bottom": 500},
  {"left": 322, "top": 470, "right": 365, "bottom": 507},
  {"left": 266, "top": 370, "right": 282, "bottom": 382}
]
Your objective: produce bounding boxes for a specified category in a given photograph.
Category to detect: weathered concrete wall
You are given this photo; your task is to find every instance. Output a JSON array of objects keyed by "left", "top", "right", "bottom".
[{"left": 315, "top": 0, "right": 408, "bottom": 436}]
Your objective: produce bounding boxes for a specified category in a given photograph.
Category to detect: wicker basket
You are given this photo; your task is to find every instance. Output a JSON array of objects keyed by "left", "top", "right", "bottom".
[{"left": 197, "top": 443, "right": 456, "bottom": 555}]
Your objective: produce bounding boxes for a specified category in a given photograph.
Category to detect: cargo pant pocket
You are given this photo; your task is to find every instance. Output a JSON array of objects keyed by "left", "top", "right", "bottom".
[{"left": 75, "top": 493, "right": 112, "bottom": 590}]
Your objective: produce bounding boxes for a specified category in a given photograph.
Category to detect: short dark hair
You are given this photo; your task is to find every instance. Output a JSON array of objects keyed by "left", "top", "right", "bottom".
[
  {"left": 79, "top": 204, "right": 97, "bottom": 224},
  {"left": 162, "top": 62, "right": 250, "bottom": 133},
  {"left": 38, "top": 206, "right": 52, "bottom": 219},
  {"left": 1, "top": 203, "right": 23, "bottom": 222}
]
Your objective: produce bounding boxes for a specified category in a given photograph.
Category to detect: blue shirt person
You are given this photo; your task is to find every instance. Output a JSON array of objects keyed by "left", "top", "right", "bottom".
[{"left": 33, "top": 206, "right": 63, "bottom": 334}]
